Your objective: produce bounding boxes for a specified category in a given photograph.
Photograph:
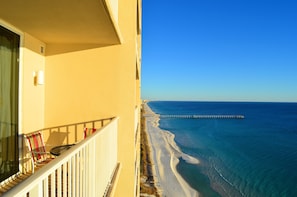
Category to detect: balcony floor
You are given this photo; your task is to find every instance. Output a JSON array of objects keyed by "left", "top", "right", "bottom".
[{"left": 0, "top": 172, "right": 32, "bottom": 195}]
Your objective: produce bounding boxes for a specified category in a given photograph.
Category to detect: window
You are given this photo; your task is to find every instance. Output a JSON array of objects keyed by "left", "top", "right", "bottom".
[{"left": 0, "top": 25, "right": 20, "bottom": 182}]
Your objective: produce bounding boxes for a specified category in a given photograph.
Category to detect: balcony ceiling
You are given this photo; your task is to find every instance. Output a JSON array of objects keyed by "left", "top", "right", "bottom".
[{"left": 0, "top": 0, "right": 121, "bottom": 44}]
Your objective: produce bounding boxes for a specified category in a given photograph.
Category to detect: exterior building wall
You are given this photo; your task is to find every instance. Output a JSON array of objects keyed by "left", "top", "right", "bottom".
[
  {"left": 44, "top": 42, "right": 138, "bottom": 196},
  {"left": 0, "top": 0, "right": 141, "bottom": 196},
  {"left": 22, "top": 33, "right": 46, "bottom": 132}
]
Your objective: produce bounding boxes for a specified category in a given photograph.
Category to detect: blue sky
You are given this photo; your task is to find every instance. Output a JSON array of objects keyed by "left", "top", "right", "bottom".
[{"left": 141, "top": 0, "right": 297, "bottom": 102}]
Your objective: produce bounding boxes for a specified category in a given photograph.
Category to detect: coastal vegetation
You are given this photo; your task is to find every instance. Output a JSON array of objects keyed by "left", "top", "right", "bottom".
[{"left": 140, "top": 107, "right": 160, "bottom": 197}]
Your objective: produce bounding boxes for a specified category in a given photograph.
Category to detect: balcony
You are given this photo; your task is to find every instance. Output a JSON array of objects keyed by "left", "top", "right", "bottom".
[{"left": 1, "top": 117, "right": 119, "bottom": 196}]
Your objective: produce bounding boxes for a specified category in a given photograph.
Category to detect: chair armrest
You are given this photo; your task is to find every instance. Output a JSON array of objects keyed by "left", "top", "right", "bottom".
[
  {"left": 31, "top": 150, "right": 50, "bottom": 154},
  {"left": 30, "top": 150, "right": 52, "bottom": 158}
]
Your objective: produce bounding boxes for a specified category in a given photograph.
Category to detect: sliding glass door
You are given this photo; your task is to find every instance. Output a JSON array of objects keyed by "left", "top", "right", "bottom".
[{"left": 0, "top": 25, "right": 20, "bottom": 182}]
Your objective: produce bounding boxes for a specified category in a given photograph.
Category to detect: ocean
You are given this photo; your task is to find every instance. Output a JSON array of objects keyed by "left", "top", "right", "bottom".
[{"left": 147, "top": 101, "right": 297, "bottom": 197}]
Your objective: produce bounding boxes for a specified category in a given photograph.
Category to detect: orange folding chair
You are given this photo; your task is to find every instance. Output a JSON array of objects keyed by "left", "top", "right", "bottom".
[
  {"left": 83, "top": 128, "right": 97, "bottom": 139},
  {"left": 24, "top": 131, "right": 53, "bottom": 173}
]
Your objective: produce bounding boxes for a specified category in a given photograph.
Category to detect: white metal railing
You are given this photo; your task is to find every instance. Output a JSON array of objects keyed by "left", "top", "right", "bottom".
[{"left": 5, "top": 117, "right": 119, "bottom": 197}]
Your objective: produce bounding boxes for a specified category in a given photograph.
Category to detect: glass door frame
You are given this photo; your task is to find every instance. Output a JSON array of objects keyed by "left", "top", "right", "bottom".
[{"left": 0, "top": 23, "right": 22, "bottom": 182}]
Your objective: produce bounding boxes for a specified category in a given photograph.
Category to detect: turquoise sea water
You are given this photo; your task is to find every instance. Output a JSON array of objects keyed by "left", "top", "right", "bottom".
[{"left": 148, "top": 101, "right": 297, "bottom": 197}]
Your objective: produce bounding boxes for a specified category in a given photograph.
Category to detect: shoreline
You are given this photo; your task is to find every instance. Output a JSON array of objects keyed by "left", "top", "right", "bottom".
[{"left": 143, "top": 102, "right": 199, "bottom": 197}]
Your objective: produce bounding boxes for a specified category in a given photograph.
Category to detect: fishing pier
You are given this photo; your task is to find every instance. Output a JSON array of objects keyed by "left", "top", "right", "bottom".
[{"left": 159, "top": 114, "right": 245, "bottom": 119}]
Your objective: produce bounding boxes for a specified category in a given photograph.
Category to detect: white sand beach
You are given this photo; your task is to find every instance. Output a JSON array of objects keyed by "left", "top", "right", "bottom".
[{"left": 144, "top": 103, "right": 200, "bottom": 197}]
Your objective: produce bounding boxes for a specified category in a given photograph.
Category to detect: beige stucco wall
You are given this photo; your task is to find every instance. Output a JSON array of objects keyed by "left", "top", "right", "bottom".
[
  {"left": 43, "top": 1, "right": 141, "bottom": 190},
  {"left": 44, "top": 42, "right": 138, "bottom": 196},
  {"left": 22, "top": 33, "right": 46, "bottom": 132}
]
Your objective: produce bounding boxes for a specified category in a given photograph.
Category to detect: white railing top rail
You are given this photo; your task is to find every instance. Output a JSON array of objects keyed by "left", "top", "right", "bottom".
[{"left": 23, "top": 117, "right": 115, "bottom": 151}]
